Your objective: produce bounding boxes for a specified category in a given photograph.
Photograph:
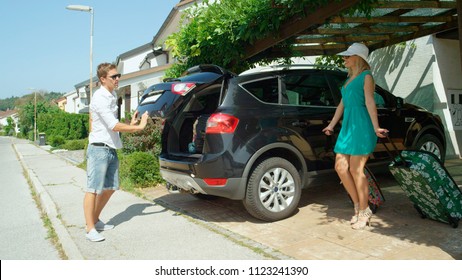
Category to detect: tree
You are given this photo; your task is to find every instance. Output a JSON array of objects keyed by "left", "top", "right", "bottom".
[
  {"left": 16, "top": 92, "right": 60, "bottom": 140},
  {"left": 0, "top": 90, "right": 64, "bottom": 112},
  {"left": 0, "top": 97, "right": 18, "bottom": 111},
  {"left": 4, "top": 117, "right": 15, "bottom": 136}
]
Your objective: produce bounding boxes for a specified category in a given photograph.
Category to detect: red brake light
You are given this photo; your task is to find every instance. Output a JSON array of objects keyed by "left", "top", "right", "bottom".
[
  {"left": 206, "top": 113, "right": 239, "bottom": 134},
  {"left": 171, "top": 83, "right": 196, "bottom": 95},
  {"left": 203, "top": 178, "right": 227, "bottom": 186}
]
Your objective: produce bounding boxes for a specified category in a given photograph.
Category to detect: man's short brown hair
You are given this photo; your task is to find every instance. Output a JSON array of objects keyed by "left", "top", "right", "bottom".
[{"left": 97, "top": 63, "right": 117, "bottom": 81}]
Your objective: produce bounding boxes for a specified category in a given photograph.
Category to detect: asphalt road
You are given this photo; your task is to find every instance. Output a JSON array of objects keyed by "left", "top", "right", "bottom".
[{"left": 0, "top": 136, "right": 60, "bottom": 259}]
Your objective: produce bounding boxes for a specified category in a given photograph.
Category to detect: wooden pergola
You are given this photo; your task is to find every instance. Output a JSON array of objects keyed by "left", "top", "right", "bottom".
[{"left": 246, "top": 0, "right": 461, "bottom": 67}]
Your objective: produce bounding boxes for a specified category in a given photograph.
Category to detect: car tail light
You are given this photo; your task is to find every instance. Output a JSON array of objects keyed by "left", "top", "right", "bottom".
[
  {"left": 171, "top": 83, "right": 196, "bottom": 95},
  {"left": 203, "top": 178, "right": 227, "bottom": 186},
  {"left": 206, "top": 113, "right": 239, "bottom": 134}
]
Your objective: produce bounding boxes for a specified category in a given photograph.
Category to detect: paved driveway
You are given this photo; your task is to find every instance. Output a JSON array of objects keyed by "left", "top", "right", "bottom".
[{"left": 143, "top": 161, "right": 462, "bottom": 260}]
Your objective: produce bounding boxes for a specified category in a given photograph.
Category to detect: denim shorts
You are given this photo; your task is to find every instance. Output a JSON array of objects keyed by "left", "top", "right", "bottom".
[{"left": 86, "top": 144, "right": 119, "bottom": 194}]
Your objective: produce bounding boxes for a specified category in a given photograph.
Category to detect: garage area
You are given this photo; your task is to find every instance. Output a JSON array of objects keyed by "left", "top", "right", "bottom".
[{"left": 245, "top": 0, "right": 462, "bottom": 158}]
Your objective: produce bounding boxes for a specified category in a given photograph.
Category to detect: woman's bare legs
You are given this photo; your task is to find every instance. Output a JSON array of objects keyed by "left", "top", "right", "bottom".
[
  {"left": 335, "top": 154, "right": 359, "bottom": 223},
  {"left": 349, "top": 155, "right": 369, "bottom": 211},
  {"left": 335, "top": 154, "right": 371, "bottom": 227},
  {"left": 350, "top": 155, "right": 373, "bottom": 229}
]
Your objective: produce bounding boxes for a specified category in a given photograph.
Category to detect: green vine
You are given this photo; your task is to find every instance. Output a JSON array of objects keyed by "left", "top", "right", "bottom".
[{"left": 165, "top": 0, "right": 379, "bottom": 77}]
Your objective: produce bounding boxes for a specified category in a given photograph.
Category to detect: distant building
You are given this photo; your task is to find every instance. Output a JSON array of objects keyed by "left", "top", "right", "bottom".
[
  {"left": 55, "top": 97, "right": 67, "bottom": 111},
  {"left": 0, "top": 109, "right": 19, "bottom": 134}
]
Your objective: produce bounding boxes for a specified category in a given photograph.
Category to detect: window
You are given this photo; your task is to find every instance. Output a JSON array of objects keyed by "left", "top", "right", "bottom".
[
  {"left": 241, "top": 77, "right": 279, "bottom": 104},
  {"left": 283, "top": 73, "right": 335, "bottom": 106}
]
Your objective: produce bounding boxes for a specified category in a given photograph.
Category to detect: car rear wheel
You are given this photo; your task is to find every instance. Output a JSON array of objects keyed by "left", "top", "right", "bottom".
[
  {"left": 243, "top": 157, "right": 301, "bottom": 222},
  {"left": 414, "top": 134, "right": 445, "bottom": 162}
]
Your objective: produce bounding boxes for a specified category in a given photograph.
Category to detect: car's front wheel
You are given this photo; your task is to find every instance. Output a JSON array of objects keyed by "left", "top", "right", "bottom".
[
  {"left": 243, "top": 157, "right": 301, "bottom": 222},
  {"left": 414, "top": 134, "right": 445, "bottom": 162}
]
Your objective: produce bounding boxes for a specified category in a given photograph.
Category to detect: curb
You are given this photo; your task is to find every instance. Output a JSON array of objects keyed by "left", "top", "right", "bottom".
[{"left": 14, "top": 144, "right": 84, "bottom": 260}]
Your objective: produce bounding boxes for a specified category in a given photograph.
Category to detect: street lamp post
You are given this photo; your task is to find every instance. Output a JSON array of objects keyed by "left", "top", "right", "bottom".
[
  {"left": 27, "top": 88, "right": 37, "bottom": 142},
  {"left": 34, "top": 91, "right": 37, "bottom": 142},
  {"left": 66, "top": 5, "right": 94, "bottom": 104}
]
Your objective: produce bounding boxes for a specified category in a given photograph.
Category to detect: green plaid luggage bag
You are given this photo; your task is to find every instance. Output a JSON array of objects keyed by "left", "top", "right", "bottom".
[{"left": 388, "top": 150, "right": 462, "bottom": 228}]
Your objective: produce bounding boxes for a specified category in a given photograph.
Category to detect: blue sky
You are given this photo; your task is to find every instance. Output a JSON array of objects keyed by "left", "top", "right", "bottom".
[{"left": 0, "top": 0, "right": 180, "bottom": 100}]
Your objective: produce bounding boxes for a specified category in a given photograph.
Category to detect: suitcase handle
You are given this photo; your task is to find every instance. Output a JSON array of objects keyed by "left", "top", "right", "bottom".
[{"left": 380, "top": 134, "right": 407, "bottom": 165}]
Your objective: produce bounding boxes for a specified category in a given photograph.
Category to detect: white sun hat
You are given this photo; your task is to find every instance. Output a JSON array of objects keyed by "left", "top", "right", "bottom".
[{"left": 338, "top": 43, "right": 369, "bottom": 62}]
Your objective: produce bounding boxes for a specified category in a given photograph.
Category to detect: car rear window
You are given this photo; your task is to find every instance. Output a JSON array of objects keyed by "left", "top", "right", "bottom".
[{"left": 240, "top": 77, "right": 279, "bottom": 104}]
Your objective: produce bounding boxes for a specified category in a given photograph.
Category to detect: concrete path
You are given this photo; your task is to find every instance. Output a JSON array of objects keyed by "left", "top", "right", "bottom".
[{"left": 6, "top": 137, "right": 281, "bottom": 260}]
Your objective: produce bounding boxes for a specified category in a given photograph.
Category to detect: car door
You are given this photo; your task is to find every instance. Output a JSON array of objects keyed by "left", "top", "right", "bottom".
[{"left": 281, "top": 70, "right": 337, "bottom": 171}]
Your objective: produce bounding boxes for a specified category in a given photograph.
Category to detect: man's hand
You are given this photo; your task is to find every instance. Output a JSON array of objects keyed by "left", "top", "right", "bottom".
[
  {"left": 130, "top": 111, "right": 140, "bottom": 126},
  {"left": 139, "top": 111, "right": 149, "bottom": 129}
]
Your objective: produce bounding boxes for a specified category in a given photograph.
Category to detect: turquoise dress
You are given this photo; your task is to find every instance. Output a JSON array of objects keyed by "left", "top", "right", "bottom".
[{"left": 334, "top": 70, "right": 377, "bottom": 155}]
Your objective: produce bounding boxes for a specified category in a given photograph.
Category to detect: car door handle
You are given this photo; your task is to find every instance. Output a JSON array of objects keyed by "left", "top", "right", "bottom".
[{"left": 291, "top": 121, "right": 309, "bottom": 127}]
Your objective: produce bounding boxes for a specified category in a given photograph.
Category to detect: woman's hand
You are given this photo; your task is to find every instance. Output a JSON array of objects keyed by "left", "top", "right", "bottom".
[
  {"left": 322, "top": 126, "right": 334, "bottom": 136},
  {"left": 375, "top": 128, "right": 389, "bottom": 138}
]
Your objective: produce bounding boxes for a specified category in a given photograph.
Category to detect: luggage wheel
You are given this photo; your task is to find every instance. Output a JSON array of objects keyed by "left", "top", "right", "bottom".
[
  {"left": 369, "top": 203, "right": 378, "bottom": 214},
  {"left": 413, "top": 205, "right": 426, "bottom": 219},
  {"left": 448, "top": 216, "right": 459, "bottom": 229}
]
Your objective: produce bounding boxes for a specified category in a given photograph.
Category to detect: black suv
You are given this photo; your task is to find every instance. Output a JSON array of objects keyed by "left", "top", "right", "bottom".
[{"left": 137, "top": 64, "right": 446, "bottom": 221}]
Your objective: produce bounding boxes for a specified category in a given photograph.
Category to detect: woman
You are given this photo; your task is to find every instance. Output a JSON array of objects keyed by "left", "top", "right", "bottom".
[{"left": 322, "top": 43, "right": 388, "bottom": 229}]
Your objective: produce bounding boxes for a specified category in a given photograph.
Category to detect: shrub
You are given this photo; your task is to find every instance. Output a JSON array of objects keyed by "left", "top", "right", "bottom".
[
  {"left": 37, "top": 111, "right": 89, "bottom": 140},
  {"left": 49, "top": 135, "right": 66, "bottom": 147},
  {"left": 61, "top": 139, "right": 88, "bottom": 150},
  {"left": 121, "top": 118, "right": 162, "bottom": 155},
  {"left": 119, "top": 151, "right": 163, "bottom": 188}
]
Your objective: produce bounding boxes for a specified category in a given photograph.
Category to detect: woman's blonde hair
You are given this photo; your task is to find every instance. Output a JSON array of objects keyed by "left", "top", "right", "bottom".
[{"left": 347, "top": 56, "right": 371, "bottom": 77}]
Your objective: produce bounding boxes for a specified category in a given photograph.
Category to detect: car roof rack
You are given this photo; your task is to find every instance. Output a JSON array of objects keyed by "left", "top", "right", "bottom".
[{"left": 239, "top": 64, "right": 346, "bottom": 75}]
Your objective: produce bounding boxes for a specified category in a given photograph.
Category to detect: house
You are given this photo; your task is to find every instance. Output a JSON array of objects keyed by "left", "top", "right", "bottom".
[
  {"left": 67, "top": 0, "right": 199, "bottom": 121},
  {"left": 114, "top": 0, "right": 199, "bottom": 121},
  {"left": 55, "top": 97, "right": 67, "bottom": 111},
  {"left": 0, "top": 109, "right": 19, "bottom": 134},
  {"left": 64, "top": 79, "right": 96, "bottom": 114}
]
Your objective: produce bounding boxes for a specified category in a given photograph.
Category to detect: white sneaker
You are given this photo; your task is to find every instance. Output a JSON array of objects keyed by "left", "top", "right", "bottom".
[
  {"left": 95, "top": 220, "right": 115, "bottom": 231},
  {"left": 86, "top": 228, "right": 105, "bottom": 242}
]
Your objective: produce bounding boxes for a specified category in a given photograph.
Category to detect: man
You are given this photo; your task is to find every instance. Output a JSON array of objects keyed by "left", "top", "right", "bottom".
[{"left": 85, "top": 62, "right": 149, "bottom": 242}]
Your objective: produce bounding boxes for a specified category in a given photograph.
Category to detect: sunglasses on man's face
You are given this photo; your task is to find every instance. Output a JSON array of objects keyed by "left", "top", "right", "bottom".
[{"left": 108, "top": 74, "right": 121, "bottom": 80}]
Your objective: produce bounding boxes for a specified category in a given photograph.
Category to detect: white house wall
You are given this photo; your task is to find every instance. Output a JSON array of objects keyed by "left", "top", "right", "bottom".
[
  {"left": 64, "top": 90, "right": 79, "bottom": 114},
  {"left": 64, "top": 88, "right": 90, "bottom": 114},
  {"left": 371, "top": 35, "right": 460, "bottom": 158},
  {"left": 433, "top": 37, "right": 462, "bottom": 158},
  {"left": 122, "top": 50, "right": 152, "bottom": 73}
]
